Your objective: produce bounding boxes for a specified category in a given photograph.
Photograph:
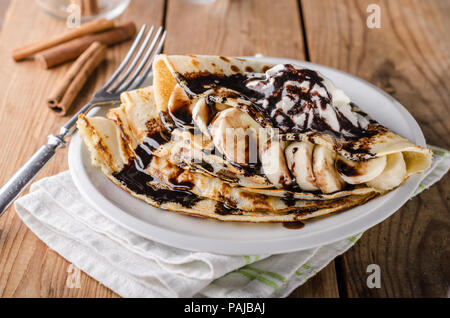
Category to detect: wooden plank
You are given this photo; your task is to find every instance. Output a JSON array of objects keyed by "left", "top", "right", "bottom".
[
  {"left": 0, "top": 0, "right": 165, "bottom": 298},
  {"left": 288, "top": 263, "right": 340, "bottom": 298},
  {"left": 164, "top": 0, "right": 304, "bottom": 58},
  {"left": 165, "top": 0, "right": 340, "bottom": 298},
  {"left": 0, "top": 0, "right": 10, "bottom": 28},
  {"left": 302, "top": 0, "right": 450, "bottom": 297}
]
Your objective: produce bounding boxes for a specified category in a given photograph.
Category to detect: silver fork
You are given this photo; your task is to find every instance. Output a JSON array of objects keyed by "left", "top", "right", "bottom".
[{"left": 0, "top": 25, "right": 166, "bottom": 216}]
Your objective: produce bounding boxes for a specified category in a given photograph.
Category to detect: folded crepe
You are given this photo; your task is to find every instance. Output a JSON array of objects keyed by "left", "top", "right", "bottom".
[{"left": 76, "top": 54, "right": 432, "bottom": 223}]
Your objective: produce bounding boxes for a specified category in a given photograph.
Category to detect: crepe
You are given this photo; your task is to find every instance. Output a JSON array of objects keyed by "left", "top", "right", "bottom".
[
  {"left": 76, "top": 54, "right": 432, "bottom": 223},
  {"left": 77, "top": 86, "right": 375, "bottom": 222},
  {"left": 153, "top": 54, "right": 432, "bottom": 192}
]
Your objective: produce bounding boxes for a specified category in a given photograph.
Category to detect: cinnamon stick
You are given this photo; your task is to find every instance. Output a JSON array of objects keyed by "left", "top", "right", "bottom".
[
  {"left": 47, "top": 41, "right": 107, "bottom": 115},
  {"left": 35, "top": 21, "right": 136, "bottom": 69},
  {"left": 11, "top": 18, "right": 114, "bottom": 62}
]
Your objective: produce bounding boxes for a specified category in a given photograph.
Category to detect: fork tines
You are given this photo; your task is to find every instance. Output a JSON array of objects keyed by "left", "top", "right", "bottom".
[{"left": 102, "top": 25, "right": 167, "bottom": 94}]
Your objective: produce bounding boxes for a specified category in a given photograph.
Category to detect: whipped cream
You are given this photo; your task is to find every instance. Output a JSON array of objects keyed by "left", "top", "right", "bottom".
[{"left": 244, "top": 64, "right": 371, "bottom": 137}]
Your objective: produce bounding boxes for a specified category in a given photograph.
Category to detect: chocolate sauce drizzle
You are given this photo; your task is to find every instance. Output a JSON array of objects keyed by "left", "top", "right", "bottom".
[
  {"left": 169, "top": 99, "right": 195, "bottom": 127},
  {"left": 175, "top": 64, "right": 383, "bottom": 156},
  {"left": 112, "top": 63, "right": 384, "bottom": 212},
  {"left": 283, "top": 221, "right": 305, "bottom": 230},
  {"left": 215, "top": 202, "right": 240, "bottom": 216},
  {"left": 113, "top": 130, "right": 201, "bottom": 208}
]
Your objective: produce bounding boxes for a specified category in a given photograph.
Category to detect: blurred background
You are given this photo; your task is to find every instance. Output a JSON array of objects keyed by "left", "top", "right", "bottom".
[{"left": 0, "top": 0, "right": 9, "bottom": 28}]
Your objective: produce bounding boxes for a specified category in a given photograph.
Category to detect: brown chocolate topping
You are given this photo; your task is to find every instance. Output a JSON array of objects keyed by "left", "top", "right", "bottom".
[
  {"left": 215, "top": 202, "right": 234, "bottom": 215},
  {"left": 283, "top": 221, "right": 305, "bottom": 230},
  {"left": 169, "top": 99, "right": 194, "bottom": 127},
  {"left": 175, "top": 64, "right": 382, "bottom": 156},
  {"left": 335, "top": 157, "right": 360, "bottom": 177},
  {"left": 113, "top": 131, "right": 201, "bottom": 208}
]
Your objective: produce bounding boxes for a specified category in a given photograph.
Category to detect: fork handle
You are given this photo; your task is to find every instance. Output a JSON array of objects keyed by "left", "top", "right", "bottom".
[{"left": 0, "top": 135, "right": 66, "bottom": 216}]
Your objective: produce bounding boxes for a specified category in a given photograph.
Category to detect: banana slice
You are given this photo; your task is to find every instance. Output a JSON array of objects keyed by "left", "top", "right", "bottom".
[
  {"left": 285, "top": 141, "right": 319, "bottom": 191},
  {"left": 367, "top": 152, "right": 407, "bottom": 190},
  {"left": 313, "top": 145, "right": 345, "bottom": 193},
  {"left": 192, "top": 98, "right": 212, "bottom": 139},
  {"left": 209, "top": 107, "right": 261, "bottom": 165},
  {"left": 261, "top": 139, "right": 293, "bottom": 188},
  {"left": 168, "top": 84, "right": 194, "bottom": 126},
  {"left": 336, "top": 155, "right": 387, "bottom": 184},
  {"left": 193, "top": 98, "right": 231, "bottom": 139}
]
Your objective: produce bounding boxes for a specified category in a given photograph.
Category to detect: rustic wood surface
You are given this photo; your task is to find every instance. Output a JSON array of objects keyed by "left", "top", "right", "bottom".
[
  {"left": 302, "top": 0, "right": 450, "bottom": 297},
  {"left": 0, "top": 0, "right": 164, "bottom": 298},
  {"left": 0, "top": 0, "right": 8, "bottom": 28},
  {"left": 164, "top": 0, "right": 339, "bottom": 299},
  {"left": 0, "top": 0, "right": 448, "bottom": 298}
]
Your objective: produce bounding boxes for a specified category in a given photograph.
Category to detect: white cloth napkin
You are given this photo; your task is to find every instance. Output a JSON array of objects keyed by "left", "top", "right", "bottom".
[{"left": 14, "top": 145, "right": 449, "bottom": 298}]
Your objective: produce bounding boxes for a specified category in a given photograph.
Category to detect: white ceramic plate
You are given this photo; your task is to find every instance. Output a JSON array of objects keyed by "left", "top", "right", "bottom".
[{"left": 68, "top": 57, "right": 427, "bottom": 255}]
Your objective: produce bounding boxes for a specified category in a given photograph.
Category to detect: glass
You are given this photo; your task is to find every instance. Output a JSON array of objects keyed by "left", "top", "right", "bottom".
[{"left": 35, "top": 0, "right": 130, "bottom": 22}]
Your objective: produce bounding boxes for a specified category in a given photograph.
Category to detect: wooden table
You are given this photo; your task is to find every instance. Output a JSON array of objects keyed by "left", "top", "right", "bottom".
[
  {"left": 0, "top": 1, "right": 8, "bottom": 28},
  {"left": 0, "top": 0, "right": 448, "bottom": 298}
]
